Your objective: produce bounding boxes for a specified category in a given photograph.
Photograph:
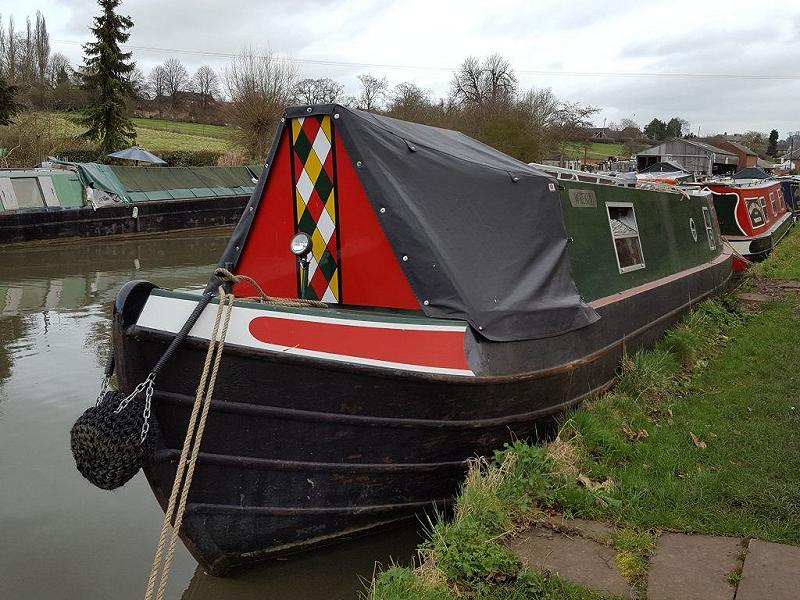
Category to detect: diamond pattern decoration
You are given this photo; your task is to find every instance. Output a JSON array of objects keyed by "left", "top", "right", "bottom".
[{"left": 291, "top": 115, "right": 341, "bottom": 302}]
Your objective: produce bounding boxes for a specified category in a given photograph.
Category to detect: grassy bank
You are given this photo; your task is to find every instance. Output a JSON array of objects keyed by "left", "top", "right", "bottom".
[
  {"left": 369, "top": 240, "right": 800, "bottom": 599},
  {"left": 46, "top": 112, "right": 235, "bottom": 153}
]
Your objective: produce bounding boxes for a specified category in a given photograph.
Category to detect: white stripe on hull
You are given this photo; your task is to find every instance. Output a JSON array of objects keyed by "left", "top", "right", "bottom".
[{"left": 136, "top": 294, "right": 475, "bottom": 377}]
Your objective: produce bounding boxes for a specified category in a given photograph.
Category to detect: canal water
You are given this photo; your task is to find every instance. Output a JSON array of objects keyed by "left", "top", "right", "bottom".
[{"left": 0, "top": 231, "right": 421, "bottom": 599}]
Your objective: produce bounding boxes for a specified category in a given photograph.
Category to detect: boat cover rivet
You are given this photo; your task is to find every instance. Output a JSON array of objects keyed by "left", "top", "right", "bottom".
[
  {"left": 281, "top": 117, "right": 285, "bottom": 122},
  {"left": 356, "top": 161, "right": 363, "bottom": 168},
  {"left": 334, "top": 113, "right": 340, "bottom": 119},
  {"left": 512, "top": 176, "right": 520, "bottom": 182},
  {"left": 306, "top": 106, "right": 313, "bottom": 113},
  {"left": 478, "top": 326, "right": 484, "bottom": 330},
  {"left": 249, "top": 206, "right": 254, "bottom": 211},
  {"left": 235, "top": 246, "right": 240, "bottom": 252},
  {"left": 402, "top": 255, "right": 408, "bottom": 261},
  {"left": 380, "top": 207, "right": 386, "bottom": 213},
  {"left": 423, "top": 300, "right": 429, "bottom": 306},
  {"left": 410, "top": 145, "right": 416, "bottom": 151}
]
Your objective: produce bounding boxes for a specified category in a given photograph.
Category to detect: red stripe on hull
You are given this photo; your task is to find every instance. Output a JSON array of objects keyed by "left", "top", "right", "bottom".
[{"left": 248, "top": 316, "right": 469, "bottom": 370}]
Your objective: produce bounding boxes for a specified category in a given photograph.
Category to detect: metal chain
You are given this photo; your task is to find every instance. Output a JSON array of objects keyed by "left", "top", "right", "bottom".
[
  {"left": 113, "top": 372, "right": 156, "bottom": 444},
  {"left": 140, "top": 379, "right": 154, "bottom": 443}
]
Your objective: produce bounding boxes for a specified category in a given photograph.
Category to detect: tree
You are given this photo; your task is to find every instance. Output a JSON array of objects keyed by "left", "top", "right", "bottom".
[
  {"left": 665, "top": 117, "right": 683, "bottom": 139},
  {"left": 0, "top": 76, "right": 22, "bottom": 125},
  {"left": 223, "top": 46, "right": 296, "bottom": 158},
  {"left": 620, "top": 118, "right": 639, "bottom": 130},
  {"left": 193, "top": 65, "right": 220, "bottom": 109},
  {"left": 148, "top": 65, "right": 167, "bottom": 98},
  {"left": 125, "top": 66, "right": 147, "bottom": 100},
  {"left": 78, "top": 0, "right": 136, "bottom": 155},
  {"left": 767, "top": 129, "right": 779, "bottom": 157},
  {"left": 739, "top": 131, "right": 767, "bottom": 157},
  {"left": 160, "top": 57, "right": 189, "bottom": 101},
  {"left": 386, "top": 82, "right": 431, "bottom": 121},
  {"left": 356, "top": 74, "right": 387, "bottom": 111},
  {"left": 450, "top": 54, "right": 517, "bottom": 108},
  {"left": 33, "top": 11, "right": 49, "bottom": 84},
  {"left": 293, "top": 77, "right": 344, "bottom": 105},
  {"left": 644, "top": 118, "right": 667, "bottom": 141}
]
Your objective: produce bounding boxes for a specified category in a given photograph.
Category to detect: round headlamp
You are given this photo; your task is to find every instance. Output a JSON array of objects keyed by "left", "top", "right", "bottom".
[{"left": 289, "top": 232, "right": 313, "bottom": 257}]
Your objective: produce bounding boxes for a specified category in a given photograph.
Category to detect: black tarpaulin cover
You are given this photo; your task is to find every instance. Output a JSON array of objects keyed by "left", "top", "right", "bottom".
[{"left": 219, "top": 105, "right": 599, "bottom": 342}]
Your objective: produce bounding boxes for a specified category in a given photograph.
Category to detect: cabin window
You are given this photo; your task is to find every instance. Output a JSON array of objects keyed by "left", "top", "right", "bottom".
[
  {"left": 11, "top": 178, "right": 45, "bottom": 209},
  {"left": 606, "top": 202, "right": 645, "bottom": 273},
  {"left": 702, "top": 207, "right": 716, "bottom": 251},
  {"left": 770, "top": 192, "right": 777, "bottom": 217}
]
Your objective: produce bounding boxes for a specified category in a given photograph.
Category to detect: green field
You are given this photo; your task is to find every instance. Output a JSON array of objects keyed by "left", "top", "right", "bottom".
[
  {"left": 131, "top": 117, "right": 232, "bottom": 141},
  {"left": 46, "top": 113, "right": 234, "bottom": 153},
  {"left": 563, "top": 141, "right": 625, "bottom": 160}
]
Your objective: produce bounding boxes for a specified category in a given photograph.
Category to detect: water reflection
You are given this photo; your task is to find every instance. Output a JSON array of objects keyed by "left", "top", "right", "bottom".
[
  {"left": 0, "top": 230, "right": 420, "bottom": 599},
  {"left": 182, "top": 524, "right": 422, "bottom": 600}
]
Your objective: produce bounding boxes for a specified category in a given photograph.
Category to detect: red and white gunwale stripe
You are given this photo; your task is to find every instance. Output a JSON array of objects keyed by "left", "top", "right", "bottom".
[{"left": 136, "top": 290, "right": 474, "bottom": 377}]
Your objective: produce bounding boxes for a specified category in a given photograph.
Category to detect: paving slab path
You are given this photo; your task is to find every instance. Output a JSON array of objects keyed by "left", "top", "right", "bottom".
[{"left": 508, "top": 518, "right": 800, "bottom": 599}]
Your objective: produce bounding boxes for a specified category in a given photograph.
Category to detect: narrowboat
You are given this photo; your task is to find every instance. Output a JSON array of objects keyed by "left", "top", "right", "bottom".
[
  {"left": 700, "top": 180, "right": 793, "bottom": 271},
  {"left": 0, "top": 163, "right": 256, "bottom": 244},
  {"left": 108, "top": 105, "right": 731, "bottom": 574}
]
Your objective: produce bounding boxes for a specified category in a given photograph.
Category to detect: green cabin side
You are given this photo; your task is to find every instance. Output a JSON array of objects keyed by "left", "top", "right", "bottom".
[{"left": 560, "top": 180, "right": 722, "bottom": 302}]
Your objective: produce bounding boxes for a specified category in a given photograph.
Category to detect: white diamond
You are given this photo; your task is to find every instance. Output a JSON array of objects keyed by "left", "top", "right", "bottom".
[
  {"left": 296, "top": 169, "right": 314, "bottom": 204},
  {"left": 321, "top": 286, "right": 338, "bottom": 303},
  {"left": 312, "top": 128, "right": 331, "bottom": 162},
  {"left": 316, "top": 207, "right": 336, "bottom": 244},
  {"left": 306, "top": 255, "right": 318, "bottom": 281}
]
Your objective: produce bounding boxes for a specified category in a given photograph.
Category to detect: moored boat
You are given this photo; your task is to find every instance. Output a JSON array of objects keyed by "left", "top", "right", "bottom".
[
  {"left": 106, "top": 105, "right": 732, "bottom": 574},
  {"left": 0, "top": 163, "right": 256, "bottom": 244},
  {"left": 700, "top": 180, "right": 793, "bottom": 271}
]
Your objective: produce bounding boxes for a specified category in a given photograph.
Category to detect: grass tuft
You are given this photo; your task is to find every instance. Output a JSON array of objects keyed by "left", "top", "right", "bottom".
[{"left": 611, "top": 528, "right": 656, "bottom": 594}]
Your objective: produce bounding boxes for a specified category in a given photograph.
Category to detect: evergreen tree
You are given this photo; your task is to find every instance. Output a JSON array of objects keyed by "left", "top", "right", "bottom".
[
  {"left": 767, "top": 129, "right": 779, "bottom": 157},
  {"left": 644, "top": 118, "right": 667, "bottom": 141},
  {"left": 79, "top": 0, "right": 136, "bottom": 155},
  {"left": 0, "top": 77, "right": 22, "bottom": 125}
]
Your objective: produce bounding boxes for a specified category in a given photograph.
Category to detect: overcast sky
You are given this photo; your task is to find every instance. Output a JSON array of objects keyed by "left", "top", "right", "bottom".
[{"left": 4, "top": 0, "right": 800, "bottom": 135}]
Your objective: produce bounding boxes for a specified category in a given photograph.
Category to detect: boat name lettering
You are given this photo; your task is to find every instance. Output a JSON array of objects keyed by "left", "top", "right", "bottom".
[{"left": 568, "top": 189, "right": 597, "bottom": 208}]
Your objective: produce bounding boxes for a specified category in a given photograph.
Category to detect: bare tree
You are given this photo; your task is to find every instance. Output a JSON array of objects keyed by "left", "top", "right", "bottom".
[
  {"left": 356, "top": 73, "right": 387, "bottom": 111},
  {"left": 193, "top": 65, "right": 220, "bottom": 109},
  {"left": 34, "top": 11, "right": 49, "bottom": 84},
  {"left": 125, "top": 67, "right": 148, "bottom": 100},
  {"left": 450, "top": 54, "right": 517, "bottom": 108},
  {"left": 224, "top": 47, "right": 297, "bottom": 158},
  {"left": 161, "top": 57, "right": 190, "bottom": 101},
  {"left": 46, "top": 52, "right": 71, "bottom": 87},
  {"left": 620, "top": 118, "right": 639, "bottom": 130},
  {"left": 148, "top": 65, "right": 167, "bottom": 98},
  {"left": 387, "top": 82, "right": 431, "bottom": 121},
  {"left": 293, "top": 77, "right": 344, "bottom": 105},
  {"left": 5, "top": 16, "right": 16, "bottom": 81}
]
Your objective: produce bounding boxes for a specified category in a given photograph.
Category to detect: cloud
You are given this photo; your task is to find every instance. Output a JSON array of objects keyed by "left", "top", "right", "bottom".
[{"left": 2, "top": 0, "right": 797, "bottom": 133}]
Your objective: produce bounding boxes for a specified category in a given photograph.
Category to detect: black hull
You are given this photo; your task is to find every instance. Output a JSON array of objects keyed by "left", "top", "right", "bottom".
[
  {"left": 0, "top": 195, "right": 248, "bottom": 244},
  {"left": 113, "top": 255, "right": 731, "bottom": 575}
]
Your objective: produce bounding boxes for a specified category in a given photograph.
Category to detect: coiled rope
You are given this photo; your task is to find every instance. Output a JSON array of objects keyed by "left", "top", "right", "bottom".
[
  {"left": 214, "top": 267, "right": 328, "bottom": 308},
  {"left": 144, "top": 287, "right": 234, "bottom": 600}
]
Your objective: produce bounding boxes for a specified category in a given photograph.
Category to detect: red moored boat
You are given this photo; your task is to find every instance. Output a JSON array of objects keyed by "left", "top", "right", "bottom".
[{"left": 701, "top": 180, "right": 793, "bottom": 271}]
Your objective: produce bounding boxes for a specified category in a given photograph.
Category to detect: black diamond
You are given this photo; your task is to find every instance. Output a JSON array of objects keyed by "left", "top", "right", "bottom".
[
  {"left": 297, "top": 209, "right": 317, "bottom": 236},
  {"left": 293, "top": 129, "right": 312, "bottom": 162},
  {"left": 314, "top": 168, "right": 334, "bottom": 202},
  {"left": 318, "top": 248, "right": 338, "bottom": 281}
]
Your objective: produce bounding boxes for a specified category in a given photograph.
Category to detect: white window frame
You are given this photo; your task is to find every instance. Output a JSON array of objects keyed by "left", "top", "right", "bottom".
[
  {"left": 770, "top": 192, "right": 777, "bottom": 217},
  {"left": 606, "top": 201, "right": 646, "bottom": 274},
  {"left": 702, "top": 206, "right": 716, "bottom": 251}
]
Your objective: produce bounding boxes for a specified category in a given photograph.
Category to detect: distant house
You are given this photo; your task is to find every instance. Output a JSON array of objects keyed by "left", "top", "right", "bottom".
[
  {"left": 777, "top": 148, "right": 800, "bottom": 173},
  {"left": 636, "top": 139, "right": 738, "bottom": 175},
  {"left": 715, "top": 140, "right": 759, "bottom": 169}
]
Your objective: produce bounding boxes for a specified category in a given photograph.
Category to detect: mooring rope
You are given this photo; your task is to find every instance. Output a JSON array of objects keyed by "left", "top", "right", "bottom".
[
  {"left": 214, "top": 267, "right": 328, "bottom": 308},
  {"left": 144, "top": 287, "right": 234, "bottom": 600}
]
